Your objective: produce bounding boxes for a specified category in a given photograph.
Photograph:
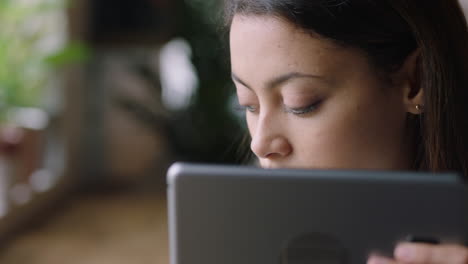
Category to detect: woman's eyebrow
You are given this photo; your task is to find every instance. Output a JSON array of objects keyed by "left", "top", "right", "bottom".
[
  {"left": 231, "top": 72, "right": 324, "bottom": 90},
  {"left": 231, "top": 73, "right": 252, "bottom": 89}
]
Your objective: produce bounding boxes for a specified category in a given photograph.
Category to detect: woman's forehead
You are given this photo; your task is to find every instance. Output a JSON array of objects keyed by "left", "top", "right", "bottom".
[{"left": 229, "top": 15, "right": 366, "bottom": 87}]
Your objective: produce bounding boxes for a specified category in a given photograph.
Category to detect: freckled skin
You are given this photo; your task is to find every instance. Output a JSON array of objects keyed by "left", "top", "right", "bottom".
[{"left": 230, "top": 15, "right": 413, "bottom": 170}]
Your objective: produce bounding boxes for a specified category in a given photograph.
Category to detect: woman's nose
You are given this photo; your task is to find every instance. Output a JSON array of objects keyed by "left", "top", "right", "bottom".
[{"left": 250, "top": 119, "right": 292, "bottom": 159}]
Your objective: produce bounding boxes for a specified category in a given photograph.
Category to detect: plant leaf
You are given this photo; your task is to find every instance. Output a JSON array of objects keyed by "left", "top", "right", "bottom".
[{"left": 44, "top": 42, "right": 91, "bottom": 67}]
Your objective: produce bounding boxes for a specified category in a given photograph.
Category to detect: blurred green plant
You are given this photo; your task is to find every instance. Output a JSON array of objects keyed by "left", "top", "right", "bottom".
[{"left": 0, "top": 0, "right": 89, "bottom": 121}]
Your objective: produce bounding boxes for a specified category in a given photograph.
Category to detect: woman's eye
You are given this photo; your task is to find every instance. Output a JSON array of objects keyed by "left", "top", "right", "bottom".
[
  {"left": 235, "top": 105, "right": 258, "bottom": 113},
  {"left": 244, "top": 105, "right": 258, "bottom": 113},
  {"left": 284, "top": 101, "right": 322, "bottom": 116}
]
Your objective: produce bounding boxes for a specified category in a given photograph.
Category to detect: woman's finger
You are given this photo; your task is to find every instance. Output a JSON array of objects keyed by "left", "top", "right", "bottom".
[
  {"left": 368, "top": 255, "right": 399, "bottom": 264},
  {"left": 394, "top": 242, "right": 468, "bottom": 264}
]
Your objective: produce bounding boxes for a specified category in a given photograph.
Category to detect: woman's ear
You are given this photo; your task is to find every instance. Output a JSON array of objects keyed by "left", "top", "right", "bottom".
[
  {"left": 399, "top": 49, "right": 424, "bottom": 115},
  {"left": 406, "top": 86, "right": 424, "bottom": 115}
]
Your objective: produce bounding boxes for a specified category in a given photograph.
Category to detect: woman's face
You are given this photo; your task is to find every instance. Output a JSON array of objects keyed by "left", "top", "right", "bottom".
[{"left": 230, "top": 15, "right": 414, "bottom": 170}]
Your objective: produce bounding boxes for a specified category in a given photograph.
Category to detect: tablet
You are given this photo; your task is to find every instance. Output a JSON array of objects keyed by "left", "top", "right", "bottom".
[{"left": 167, "top": 163, "right": 467, "bottom": 264}]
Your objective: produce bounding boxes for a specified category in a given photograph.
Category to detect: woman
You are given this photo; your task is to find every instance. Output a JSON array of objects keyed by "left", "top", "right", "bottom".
[{"left": 224, "top": 0, "right": 468, "bottom": 263}]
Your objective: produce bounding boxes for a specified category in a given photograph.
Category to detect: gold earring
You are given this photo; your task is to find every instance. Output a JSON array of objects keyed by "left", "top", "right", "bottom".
[{"left": 415, "top": 105, "right": 424, "bottom": 111}]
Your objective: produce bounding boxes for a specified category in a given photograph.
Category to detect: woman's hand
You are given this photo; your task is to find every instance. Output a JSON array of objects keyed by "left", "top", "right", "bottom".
[{"left": 368, "top": 243, "right": 468, "bottom": 264}]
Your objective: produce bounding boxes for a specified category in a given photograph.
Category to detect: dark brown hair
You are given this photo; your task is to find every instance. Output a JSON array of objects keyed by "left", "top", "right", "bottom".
[{"left": 225, "top": 0, "right": 468, "bottom": 178}]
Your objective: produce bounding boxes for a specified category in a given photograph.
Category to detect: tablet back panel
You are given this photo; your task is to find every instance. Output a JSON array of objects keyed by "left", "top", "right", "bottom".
[{"left": 167, "top": 163, "right": 467, "bottom": 264}]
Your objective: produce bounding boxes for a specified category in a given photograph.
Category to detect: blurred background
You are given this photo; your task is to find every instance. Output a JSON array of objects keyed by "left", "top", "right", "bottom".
[
  {"left": 0, "top": 0, "right": 466, "bottom": 263},
  {"left": 0, "top": 0, "right": 246, "bottom": 263}
]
